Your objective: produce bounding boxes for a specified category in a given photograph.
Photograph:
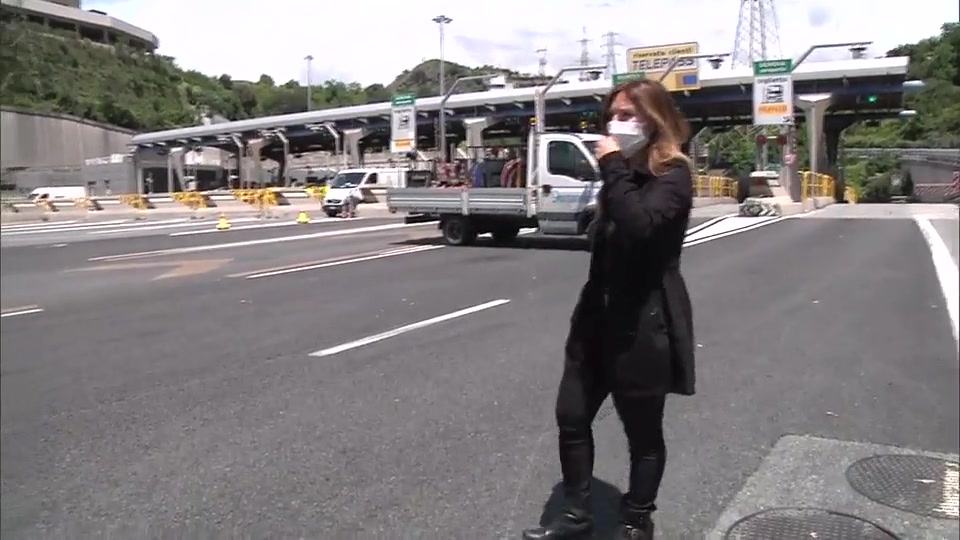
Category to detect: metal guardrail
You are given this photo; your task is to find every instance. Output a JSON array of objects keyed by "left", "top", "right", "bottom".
[
  {"left": 800, "top": 171, "right": 836, "bottom": 200},
  {"left": 3, "top": 177, "right": 729, "bottom": 214},
  {"left": 0, "top": 187, "right": 332, "bottom": 213},
  {"left": 693, "top": 175, "right": 738, "bottom": 198}
]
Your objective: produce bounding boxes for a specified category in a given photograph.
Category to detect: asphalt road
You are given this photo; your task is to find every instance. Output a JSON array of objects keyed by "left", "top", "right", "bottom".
[{"left": 1, "top": 207, "right": 958, "bottom": 539}]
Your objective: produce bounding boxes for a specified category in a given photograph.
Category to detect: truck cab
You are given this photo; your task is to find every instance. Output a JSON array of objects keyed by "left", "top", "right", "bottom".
[{"left": 528, "top": 132, "right": 603, "bottom": 235}]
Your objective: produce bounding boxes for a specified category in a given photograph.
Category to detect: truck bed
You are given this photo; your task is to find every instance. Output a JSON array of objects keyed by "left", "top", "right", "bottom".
[{"left": 386, "top": 187, "right": 529, "bottom": 216}]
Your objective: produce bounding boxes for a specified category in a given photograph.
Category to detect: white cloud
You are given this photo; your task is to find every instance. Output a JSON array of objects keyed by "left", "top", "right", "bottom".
[{"left": 86, "top": 0, "right": 957, "bottom": 85}]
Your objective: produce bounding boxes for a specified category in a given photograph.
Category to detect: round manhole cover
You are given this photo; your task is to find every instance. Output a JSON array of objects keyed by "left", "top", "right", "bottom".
[
  {"left": 725, "top": 508, "right": 898, "bottom": 539},
  {"left": 846, "top": 454, "right": 959, "bottom": 519}
]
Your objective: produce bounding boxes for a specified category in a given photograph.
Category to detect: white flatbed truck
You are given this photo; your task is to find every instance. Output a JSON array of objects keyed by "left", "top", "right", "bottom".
[{"left": 386, "top": 132, "right": 603, "bottom": 245}]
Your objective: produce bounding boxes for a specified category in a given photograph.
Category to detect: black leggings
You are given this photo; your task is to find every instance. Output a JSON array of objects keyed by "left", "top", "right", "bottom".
[{"left": 555, "top": 357, "right": 667, "bottom": 513}]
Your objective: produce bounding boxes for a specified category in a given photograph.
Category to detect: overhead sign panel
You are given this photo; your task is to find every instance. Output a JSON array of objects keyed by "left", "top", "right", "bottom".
[
  {"left": 612, "top": 71, "right": 645, "bottom": 85},
  {"left": 625, "top": 42, "right": 701, "bottom": 92},
  {"left": 752, "top": 59, "right": 794, "bottom": 126},
  {"left": 390, "top": 92, "right": 417, "bottom": 154}
]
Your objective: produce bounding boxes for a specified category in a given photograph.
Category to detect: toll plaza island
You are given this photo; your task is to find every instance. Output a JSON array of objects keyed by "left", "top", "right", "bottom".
[{"left": 129, "top": 42, "right": 913, "bottom": 205}]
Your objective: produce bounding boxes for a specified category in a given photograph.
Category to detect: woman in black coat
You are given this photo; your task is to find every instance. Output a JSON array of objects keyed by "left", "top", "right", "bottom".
[{"left": 522, "top": 79, "right": 696, "bottom": 540}]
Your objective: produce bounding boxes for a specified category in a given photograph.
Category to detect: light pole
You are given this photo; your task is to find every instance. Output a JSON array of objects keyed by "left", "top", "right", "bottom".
[
  {"left": 792, "top": 41, "right": 872, "bottom": 71},
  {"left": 791, "top": 42, "right": 871, "bottom": 181},
  {"left": 535, "top": 64, "right": 606, "bottom": 135},
  {"left": 655, "top": 52, "right": 731, "bottom": 83},
  {"left": 432, "top": 15, "right": 452, "bottom": 97},
  {"left": 438, "top": 74, "right": 497, "bottom": 163},
  {"left": 304, "top": 54, "right": 314, "bottom": 111}
]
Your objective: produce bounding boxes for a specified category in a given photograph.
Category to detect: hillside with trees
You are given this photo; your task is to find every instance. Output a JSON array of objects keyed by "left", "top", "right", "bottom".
[{"left": 1, "top": 15, "right": 956, "bottom": 150}]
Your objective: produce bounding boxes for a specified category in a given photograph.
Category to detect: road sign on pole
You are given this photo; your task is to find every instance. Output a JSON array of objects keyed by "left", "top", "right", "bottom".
[
  {"left": 625, "top": 42, "right": 701, "bottom": 92},
  {"left": 612, "top": 71, "right": 645, "bottom": 85},
  {"left": 390, "top": 92, "right": 417, "bottom": 153},
  {"left": 752, "top": 59, "right": 794, "bottom": 126}
]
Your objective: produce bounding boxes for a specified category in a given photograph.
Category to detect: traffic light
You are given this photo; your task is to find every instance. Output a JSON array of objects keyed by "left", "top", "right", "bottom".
[{"left": 866, "top": 94, "right": 878, "bottom": 103}]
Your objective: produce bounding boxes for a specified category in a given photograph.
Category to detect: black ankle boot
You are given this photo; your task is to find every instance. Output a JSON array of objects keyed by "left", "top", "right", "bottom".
[
  {"left": 521, "top": 508, "right": 592, "bottom": 540},
  {"left": 615, "top": 509, "right": 654, "bottom": 540}
]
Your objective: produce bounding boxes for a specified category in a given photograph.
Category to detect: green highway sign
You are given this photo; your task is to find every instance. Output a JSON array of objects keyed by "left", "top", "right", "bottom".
[
  {"left": 391, "top": 92, "right": 416, "bottom": 106},
  {"left": 612, "top": 71, "right": 645, "bottom": 85},
  {"left": 753, "top": 59, "right": 793, "bottom": 75}
]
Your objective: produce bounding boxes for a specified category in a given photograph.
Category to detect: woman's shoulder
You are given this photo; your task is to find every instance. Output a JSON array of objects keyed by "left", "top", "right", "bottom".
[{"left": 654, "top": 158, "right": 693, "bottom": 182}]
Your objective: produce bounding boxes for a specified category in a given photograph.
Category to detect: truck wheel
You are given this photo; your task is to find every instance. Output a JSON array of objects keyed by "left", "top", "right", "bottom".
[
  {"left": 325, "top": 209, "right": 339, "bottom": 218},
  {"left": 491, "top": 226, "right": 520, "bottom": 243},
  {"left": 442, "top": 217, "right": 477, "bottom": 246}
]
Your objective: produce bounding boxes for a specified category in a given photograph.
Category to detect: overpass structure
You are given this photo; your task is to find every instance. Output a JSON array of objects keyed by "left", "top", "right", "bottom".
[{"left": 130, "top": 56, "right": 911, "bottom": 192}]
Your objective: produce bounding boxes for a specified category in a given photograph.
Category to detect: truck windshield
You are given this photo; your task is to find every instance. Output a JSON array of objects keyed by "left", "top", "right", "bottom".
[
  {"left": 581, "top": 141, "right": 598, "bottom": 156},
  {"left": 329, "top": 172, "right": 366, "bottom": 188}
]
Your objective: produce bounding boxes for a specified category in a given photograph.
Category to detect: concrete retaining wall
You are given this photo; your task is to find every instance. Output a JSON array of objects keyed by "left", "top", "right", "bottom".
[{"left": 0, "top": 106, "right": 135, "bottom": 172}]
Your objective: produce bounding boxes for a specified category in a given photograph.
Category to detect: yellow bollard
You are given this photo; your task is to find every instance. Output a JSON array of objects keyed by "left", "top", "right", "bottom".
[
  {"left": 296, "top": 210, "right": 310, "bottom": 224},
  {"left": 216, "top": 213, "right": 230, "bottom": 231}
]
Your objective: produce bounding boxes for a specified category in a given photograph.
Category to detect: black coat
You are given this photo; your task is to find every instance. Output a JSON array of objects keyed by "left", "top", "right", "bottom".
[{"left": 565, "top": 151, "right": 696, "bottom": 396}]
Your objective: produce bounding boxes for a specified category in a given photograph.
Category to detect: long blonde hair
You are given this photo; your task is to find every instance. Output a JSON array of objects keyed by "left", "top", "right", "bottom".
[{"left": 601, "top": 79, "right": 693, "bottom": 176}]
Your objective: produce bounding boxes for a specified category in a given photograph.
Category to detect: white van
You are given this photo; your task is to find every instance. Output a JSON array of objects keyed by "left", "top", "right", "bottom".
[
  {"left": 322, "top": 168, "right": 408, "bottom": 217},
  {"left": 28, "top": 186, "right": 87, "bottom": 202}
]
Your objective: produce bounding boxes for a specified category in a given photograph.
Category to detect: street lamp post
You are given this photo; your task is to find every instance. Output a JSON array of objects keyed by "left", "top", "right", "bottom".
[
  {"left": 535, "top": 64, "right": 606, "bottom": 135},
  {"left": 791, "top": 42, "right": 871, "bottom": 181},
  {"left": 655, "top": 52, "right": 731, "bottom": 83},
  {"left": 304, "top": 54, "right": 314, "bottom": 111},
  {"left": 792, "top": 41, "right": 872, "bottom": 71},
  {"left": 438, "top": 74, "right": 497, "bottom": 163},
  {"left": 432, "top": 15, "right": 453, "bottom": 97}
]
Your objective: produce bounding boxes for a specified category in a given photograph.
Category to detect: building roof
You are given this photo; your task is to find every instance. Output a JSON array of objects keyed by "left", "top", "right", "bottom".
[
  {"left": 1, "top": 0, "right": 158, "bottom": 50},
  {"left": 131, "top": 56, "right": 910, "bottom": 146}
]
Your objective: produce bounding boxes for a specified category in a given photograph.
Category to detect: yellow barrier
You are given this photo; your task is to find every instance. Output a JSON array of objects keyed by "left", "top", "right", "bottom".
[
  {"left": 800, "top": 171, "right": 835, "bottom": 200},
  {"left": 693, "top": 175, "right": 738, "bottom": 198},
  {"left": 34, "top": 198, "right": 56, "bottom": 212},
  {"left": 305, "top": 185, "right": 328, "bottom": 201},
  {"left": 171, "top": 191, "right": 208, "bottom": 210},
  {"left": 231, "top": 189, "right": 278, "bottom": 211},
  {"left": 118, "top": 193, "right": 150, "bottom": 210},
  {"left": 844, "top": 185, "right": 859, "bottom": 204},
  {"left": 73, "top": 197, "right": 100, "bottom": 211}
]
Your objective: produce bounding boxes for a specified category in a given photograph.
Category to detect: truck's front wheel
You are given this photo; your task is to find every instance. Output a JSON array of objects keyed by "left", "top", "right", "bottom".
[{"left": 442, "top": 216, "right": 477, "bottom": 246}]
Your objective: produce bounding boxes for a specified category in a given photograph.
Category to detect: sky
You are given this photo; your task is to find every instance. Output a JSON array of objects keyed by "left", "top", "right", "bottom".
[{"left": 85, "top": 0, "right": 959, "bottom": 86}]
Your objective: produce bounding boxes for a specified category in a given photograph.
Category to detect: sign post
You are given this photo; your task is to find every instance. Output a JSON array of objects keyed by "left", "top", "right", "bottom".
[
  {"left": 390, "top": 92, "right": 417, "bottom": 154},
  {"left": 625, "top": 42, "right": 701, "bottom": 92},
  {"left": 752, "top": 59, "right": 794, "bottom": 126}
]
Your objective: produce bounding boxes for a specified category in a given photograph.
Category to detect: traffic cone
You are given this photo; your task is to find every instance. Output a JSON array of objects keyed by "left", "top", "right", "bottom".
[
  {"left": 296, "top": 210, "right": 310, "bottom": 224},
  {"left": 216, "top": 213, "right": 230, "bottom": 231}
]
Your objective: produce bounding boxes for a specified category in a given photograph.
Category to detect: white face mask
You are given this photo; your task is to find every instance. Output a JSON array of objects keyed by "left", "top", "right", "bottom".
[{"left": 607, "top": 120, "right": 648, "bottom": 157}]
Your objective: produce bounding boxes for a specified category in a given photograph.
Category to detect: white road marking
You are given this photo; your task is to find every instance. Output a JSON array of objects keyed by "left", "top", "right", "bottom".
[
  {"left": 685, "top": 214, "right": 737, "bottom": 236},
  {"left": 683, "top": 216, "right": 786, "bottom": 247},
  {"left": 0, "top": 219, "right": 133, "bottom": 236},
  {"left": 85, "top": 217, "right": 263, "bottom": 235},
  {"left": 914, "top": 216, "right": 959, "bottom": 346},
  {"left": 244, "top": 245, "right": 444, "bottom": 279},
  {"left": 684, "top": 216, "right": 779, "bottom": 243},
  {"left": 1, "top": 220, "right": 80, "bottom": 230},
  {"left": 310, "top": 298, "right": 511, "bottom": 357},
  {"left": 0, "top": 306, "right": 44, "bottom": 318},
  {"left": 89, "top": 222, "right": 435, "bottom": 262},
  {"left": 169, "top": 217, "right": 367, "bottom": 237}
]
